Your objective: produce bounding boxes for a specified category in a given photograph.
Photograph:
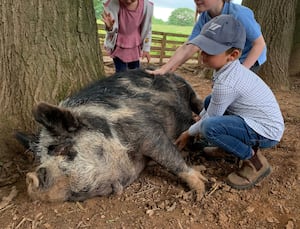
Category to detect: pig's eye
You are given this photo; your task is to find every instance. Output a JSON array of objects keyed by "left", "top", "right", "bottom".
[
  {"left": 48, "top": 145, "right": 56, "bottom": 151},
  {"left": 47, "top": 145, "right": 57, "bottom": 155},
  {"left": 66, "top": 150, "right": 77, "bottom": 161}
]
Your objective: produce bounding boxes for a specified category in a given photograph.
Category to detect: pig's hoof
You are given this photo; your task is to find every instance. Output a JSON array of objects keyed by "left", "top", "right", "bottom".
[{"left": 179, "top": 169, "right": 207, "bottom": 201}]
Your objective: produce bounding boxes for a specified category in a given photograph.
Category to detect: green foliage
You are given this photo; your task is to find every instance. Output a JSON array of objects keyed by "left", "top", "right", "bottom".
[
  {"left": 94, "top": 0, "right": 104, "bottom": 19},
  {"left": 152, "top": 17, "right": 166, "bottom": 25},
  {"left": 168, "top": 8, "right": 195, "bottom": 26}
]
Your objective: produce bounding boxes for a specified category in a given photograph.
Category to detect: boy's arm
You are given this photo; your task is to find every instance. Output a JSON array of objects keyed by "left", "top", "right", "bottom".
[
  {"left": 146, "top": 44, "right": 200, "bottom": 75},
  {"left": 188, "top": 85, "right": 237, "bottom": 136},
  {"left": 235, "top": 9, "right": 266, "bottom": 68},
  {"left": 242, "top": 35, "right": 266, "bottom": 68}
]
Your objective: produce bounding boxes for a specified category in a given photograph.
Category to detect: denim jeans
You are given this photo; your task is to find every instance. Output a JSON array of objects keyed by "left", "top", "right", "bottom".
[
  {"left": 113, "top": 57, "right": 140, "bottom": 72},
  {"left": 201, "top": 95, "right": 279, "bottom": 160}
]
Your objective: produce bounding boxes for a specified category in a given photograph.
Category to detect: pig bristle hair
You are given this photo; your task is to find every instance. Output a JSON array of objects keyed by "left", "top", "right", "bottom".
[
  {"left": 62, "top": 130, "right": 134, "bottom": 192},
  {"left": 59, "top": 105, "right": 137, "bottom": 193}
]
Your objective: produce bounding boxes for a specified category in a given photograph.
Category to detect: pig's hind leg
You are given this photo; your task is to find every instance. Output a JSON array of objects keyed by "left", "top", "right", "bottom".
[{"left": 141, "top": 133, "right": 207, "bottom": 201}]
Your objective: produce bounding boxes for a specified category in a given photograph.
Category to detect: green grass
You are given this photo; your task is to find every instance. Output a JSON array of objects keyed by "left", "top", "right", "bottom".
[{"left": 152, "top": 24, "right": 193, "bottom": 35}]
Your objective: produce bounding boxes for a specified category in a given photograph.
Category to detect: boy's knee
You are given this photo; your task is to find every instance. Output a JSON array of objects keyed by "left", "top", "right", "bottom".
[{"left": 200, "top": 118, "right": 216, "bottom": 138}]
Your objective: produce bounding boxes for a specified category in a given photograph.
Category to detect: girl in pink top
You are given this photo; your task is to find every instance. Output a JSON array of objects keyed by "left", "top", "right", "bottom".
[{"left": 103, "top": 0, "right": 153, "bottom": 72}]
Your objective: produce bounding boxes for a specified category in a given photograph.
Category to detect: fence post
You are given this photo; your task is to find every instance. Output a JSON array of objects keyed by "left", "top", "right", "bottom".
[{"left": 160, "top": 33, "right": 167, "bottom": 64}]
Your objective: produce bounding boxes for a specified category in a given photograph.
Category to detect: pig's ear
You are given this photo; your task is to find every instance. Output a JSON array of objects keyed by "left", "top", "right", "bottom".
[
  {"left": 33, "top": 102, "right": 80, "bottom": 133},
  {"left": 15, "top": 131, "right": 38, "bottom": 150}
]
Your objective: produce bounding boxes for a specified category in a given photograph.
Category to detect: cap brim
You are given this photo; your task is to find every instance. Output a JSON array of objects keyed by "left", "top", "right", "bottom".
[{"left": 188, "top": 35, "right": 230, "bottom": 55}]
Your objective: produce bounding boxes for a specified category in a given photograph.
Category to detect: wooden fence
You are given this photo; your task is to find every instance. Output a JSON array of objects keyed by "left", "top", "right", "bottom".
[{"left": 97, "top": 24, "right": 199, "bottom": 64}]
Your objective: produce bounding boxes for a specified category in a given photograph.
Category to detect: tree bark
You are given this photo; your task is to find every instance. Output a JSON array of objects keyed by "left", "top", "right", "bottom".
[
  {"left": 242, "top": 0, "right": 297, "bottom": 90},
  {"left": 289, "top": 0, "right": 300, "bottom": 77},
  {"left": 0, "top": 0, "right": 104, "bottom": 159}
]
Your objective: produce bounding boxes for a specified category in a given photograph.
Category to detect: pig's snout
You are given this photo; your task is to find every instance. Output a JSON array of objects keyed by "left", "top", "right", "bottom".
[
  {"left": 26, "top": 167, "right": 48, "bottom": 189},
  {"left": 26, "top": 168, "right": 70, "bottom": 202},
  {"left": 26, "top": 172, "right": 40, "bottom": 188}
]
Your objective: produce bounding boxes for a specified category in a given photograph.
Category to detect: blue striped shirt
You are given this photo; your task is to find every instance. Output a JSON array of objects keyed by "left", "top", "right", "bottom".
[{"left": 189, "top": 60, "right": 284, "bottom": 141}]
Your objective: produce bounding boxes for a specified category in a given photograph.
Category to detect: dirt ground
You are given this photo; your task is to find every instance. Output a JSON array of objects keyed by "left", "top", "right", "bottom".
[{"left": 0, "top": 62, "right": 299, "bottom": 229}]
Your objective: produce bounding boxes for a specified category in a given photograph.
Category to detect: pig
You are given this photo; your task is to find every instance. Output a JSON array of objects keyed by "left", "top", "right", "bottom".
[{"left": 16, "top": 69, "right": 206, "bottom": 202}]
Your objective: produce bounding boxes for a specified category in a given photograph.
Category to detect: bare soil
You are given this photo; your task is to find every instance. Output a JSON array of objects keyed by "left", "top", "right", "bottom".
[{"left": 0, "top": 63, "right": 299, "bottom": 229}]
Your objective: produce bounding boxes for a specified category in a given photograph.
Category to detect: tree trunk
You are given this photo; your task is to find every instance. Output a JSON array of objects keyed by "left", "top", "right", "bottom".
[
  {"left": 289, "top": 0, "right": 300, "bottom": 77},
  {"left": 242, "top": 0, "right": 297, "bottom": 90},
  {"left": 0, "top": 0, "right": 104, "bottom": 160}
]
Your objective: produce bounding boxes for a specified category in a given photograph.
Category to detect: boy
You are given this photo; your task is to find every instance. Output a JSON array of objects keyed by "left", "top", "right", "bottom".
[{"left": 175, "top": 15, "right": 284, "bottom": 189}]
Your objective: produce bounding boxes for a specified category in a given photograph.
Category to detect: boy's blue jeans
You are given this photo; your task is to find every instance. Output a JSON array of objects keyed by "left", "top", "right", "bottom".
[
  {"left": 113, "top": 57, "right": 140, "bottom": 72},
  {"left": 201, "top": 95, "right": 279, "bottom": 160}
]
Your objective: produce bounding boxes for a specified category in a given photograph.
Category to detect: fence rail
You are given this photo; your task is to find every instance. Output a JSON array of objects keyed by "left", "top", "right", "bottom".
[{"left": 97, "top": 24, "right": 199, "bottom": 64}]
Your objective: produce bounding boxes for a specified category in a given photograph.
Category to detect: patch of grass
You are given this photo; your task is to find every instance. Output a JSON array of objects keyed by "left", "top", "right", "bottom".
[{"left": 152, "top": 24, "right": 193, "bottom": 36}]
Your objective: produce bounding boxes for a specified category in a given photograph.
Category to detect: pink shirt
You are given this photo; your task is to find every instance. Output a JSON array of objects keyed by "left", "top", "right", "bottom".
[{"left": 111, "top": 0, "right": 144, "bottom": 62}]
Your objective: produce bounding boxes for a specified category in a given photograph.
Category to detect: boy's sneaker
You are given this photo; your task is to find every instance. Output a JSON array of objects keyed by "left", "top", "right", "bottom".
[{"left": 226, "top": 150, "right": 271, "bottom": 190}]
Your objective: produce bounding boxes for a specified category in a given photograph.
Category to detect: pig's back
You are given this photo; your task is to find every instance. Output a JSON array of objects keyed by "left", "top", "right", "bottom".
[{"left": 60, "top": 69, "right": 183, "bottom": 109}]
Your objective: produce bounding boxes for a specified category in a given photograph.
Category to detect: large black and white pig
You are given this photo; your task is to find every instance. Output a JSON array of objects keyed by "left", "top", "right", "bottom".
[{"left": 16, "top": 69, "right": 207, "bottom": 202}]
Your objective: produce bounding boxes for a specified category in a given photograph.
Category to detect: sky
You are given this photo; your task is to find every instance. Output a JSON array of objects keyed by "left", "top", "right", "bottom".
[{"left": 151, "top": 0, "right": 242, "bottom": 21}]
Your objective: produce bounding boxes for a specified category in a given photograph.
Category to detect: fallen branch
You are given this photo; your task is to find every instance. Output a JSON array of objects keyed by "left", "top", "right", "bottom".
[
  {"left": 0, "top": 186, "right": 18, "bottom": 210},
  {"left": 76, "top": 201, "right": 87, "bottom": 211},
  {"left": 0, "top": 174, "right": 19, "bottom": 187},
  {"left": 207, "top": 182, "right": 221, "bottom": 197}
]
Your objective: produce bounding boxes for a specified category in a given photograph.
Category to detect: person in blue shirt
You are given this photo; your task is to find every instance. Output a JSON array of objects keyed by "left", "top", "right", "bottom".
[{"left": 148, "top": 0, "right": 266, "bottom": 74}]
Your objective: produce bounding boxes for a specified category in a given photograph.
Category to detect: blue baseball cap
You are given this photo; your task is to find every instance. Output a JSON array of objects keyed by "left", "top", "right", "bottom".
[{"left": 188, "top": 15, "right": 246, "bottom": 55}]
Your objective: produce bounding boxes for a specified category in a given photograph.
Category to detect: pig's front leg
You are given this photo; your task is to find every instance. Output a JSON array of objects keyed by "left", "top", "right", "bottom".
[
  {"left": 177, "top": 167, "right": 207, "bottom": 201},
  {"left": 140, "top": 131, "right": 207, "bottom": 201}
]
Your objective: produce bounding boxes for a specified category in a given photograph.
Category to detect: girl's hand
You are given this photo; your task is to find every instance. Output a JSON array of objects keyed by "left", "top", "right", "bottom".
[
  {"left": 102, "top": 11, "right": 115, "bottom": 31},
  {"left": 142, "top": 51, "right": 151, "bottom": 63}
]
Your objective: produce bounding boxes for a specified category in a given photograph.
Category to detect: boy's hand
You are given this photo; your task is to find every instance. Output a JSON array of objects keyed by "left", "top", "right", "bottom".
[
  {"left": 193, "top": 113, "right": 200, "bottom": 122},
  {"left": 146, "top": 65, "right": 173, "bottom": 75},
  {"left": 102, "top": 11, "right": 115, "bottom": 31},
  {"left": 175, "top": 130, "right": 190, "bottom": 151}
]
